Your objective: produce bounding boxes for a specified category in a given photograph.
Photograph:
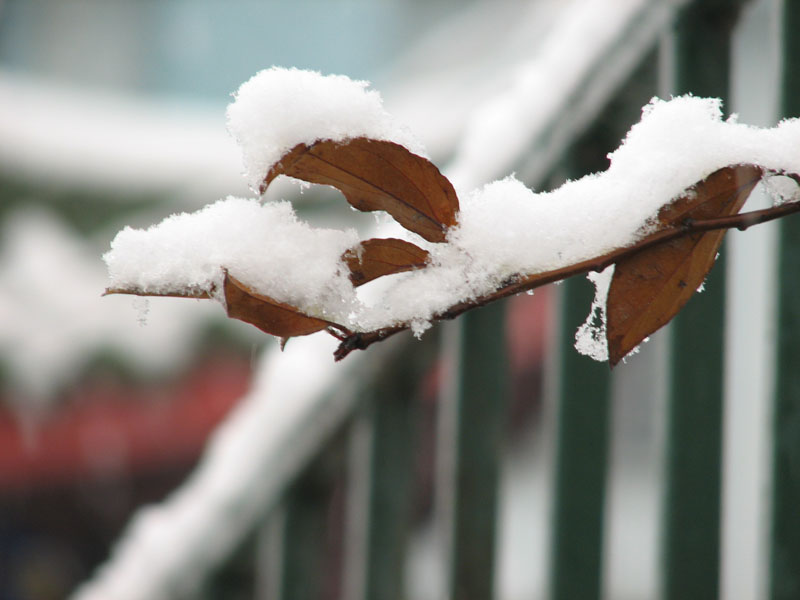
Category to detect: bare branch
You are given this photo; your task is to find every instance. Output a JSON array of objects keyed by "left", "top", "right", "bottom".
[{"left": 104, "top": 288, "right": 211, "bottom": 299}]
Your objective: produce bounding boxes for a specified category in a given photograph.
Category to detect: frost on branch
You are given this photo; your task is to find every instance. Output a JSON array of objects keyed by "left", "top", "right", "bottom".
[{"left": 104, "top": 67, "right": 800, "bottom": 364}]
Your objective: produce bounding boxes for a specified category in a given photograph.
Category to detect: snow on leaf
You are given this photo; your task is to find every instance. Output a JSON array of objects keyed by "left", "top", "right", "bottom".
[
  {"left": 263, "top": 138, "right": 459, "bottom": 242},
  {"left": 606, "top": 165, "right": 763, "bottom": 367},
  {"left": 343, "top": 238, "right": 429, "bottom": 286},
  {"left": 227, "top": 67, "right": 425, "bottom": 191}
]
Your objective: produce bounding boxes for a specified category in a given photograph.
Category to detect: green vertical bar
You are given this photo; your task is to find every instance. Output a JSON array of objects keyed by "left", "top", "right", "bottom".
[
  {"left": 545, "top": 58, "right": 655, "bottom": 595},
  {"left": 279, "top": 462, "right": 330, "bottom": 600},
  {"left": 360, "top": 388, "right": 414, "bottom": 600},
  {"left": 662, "top": 3, "right": 744, "bottom": 599},
  {"left": 200, "top": 535, "right": 256, "bottom": 599},
  {"left": 359, "top": 339, "right": 433, "bottom": 600},
  {"left": 770, "top": 2, "right": 800, "bottom": 599},
  {"left": 448, "top": 302, "right": 508, "bottom": 600},
  {"left": 549, "top": 276, "right": 612, "bottom": 600}
]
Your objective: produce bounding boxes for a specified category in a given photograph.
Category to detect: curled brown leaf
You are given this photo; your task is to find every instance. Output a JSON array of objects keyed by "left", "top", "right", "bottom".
[
  {"left": 223, "top": 272, "right": 334, "bottom": 338},
  {"left": 606, "top": 165, "right": 763, "bottom": 366},
  {"left": 343, "top": 238, "right": 430, "bottom": 286},
  {"left": 263, "top": 138, "right": 459, "bottom": 242}
]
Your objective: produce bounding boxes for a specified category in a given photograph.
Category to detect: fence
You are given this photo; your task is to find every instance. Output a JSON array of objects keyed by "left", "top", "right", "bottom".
[{"left": 75, "top": 1, "right": 799, "bottom": 598}]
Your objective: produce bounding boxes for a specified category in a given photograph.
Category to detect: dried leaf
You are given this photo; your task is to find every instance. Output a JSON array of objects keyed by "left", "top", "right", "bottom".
[
  {"left": 343, "top": 238, "right": 429, "bottom": 286},
  {"left": 223, "top": 273, "right": 332, "bottom": 338},
  {"left": 263, "top": 138, "right": 459, "bottom": 242},
  {"left": 606, "top": 165, "right": 763, "bottom": 366}
]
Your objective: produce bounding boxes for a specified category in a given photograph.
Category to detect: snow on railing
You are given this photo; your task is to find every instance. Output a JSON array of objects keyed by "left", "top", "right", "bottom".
[
  {"left": 71, "top": 335, "right": 374, "bottom": 600},
  {"left": 0, "top": 70, "right": 247, "bottom": 199},
  {"left": 445, "top": 0, "right": 691, "bottom": 190}
]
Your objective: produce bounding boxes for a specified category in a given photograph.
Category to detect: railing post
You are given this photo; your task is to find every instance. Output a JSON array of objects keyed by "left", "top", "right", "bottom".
[
  {"left": 548, "top": 276, "right": 612, "bottom": 600},
  {"left": 770, "top": 2, "right": 800, "bottom": 598},
  {"left": 277, "top": 454, "right": 340, "bottom": 600},
  {"left": 441, "top": 302, "right": 508, "bottom": 600},
  {"left": 343, "top": 337, "right": 434, "bottom": 600},
  {"left": 545, "top": 67, "right": 660, "bottom": 596},
  {"left": 661, "top": 2, "right": 746, "bottom": 599}
]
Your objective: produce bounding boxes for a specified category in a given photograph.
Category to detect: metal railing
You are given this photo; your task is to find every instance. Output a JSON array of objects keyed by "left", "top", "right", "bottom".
[{"left": 76, "top": 1, "right": 799, "bottom": 599}]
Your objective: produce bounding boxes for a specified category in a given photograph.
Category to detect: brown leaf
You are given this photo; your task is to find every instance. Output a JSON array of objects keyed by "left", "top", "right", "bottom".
[
  {"left": 343, "top": 238, "right": 429, "bottom": 286},
  {"left": 263, "top": 137, "right": 459, "bottom": 243},
  {"left": 223, "top": 272, "right": 332, "bottom": 338},
  {"left": 606, "top": 165, "right": 763, "bottom": 366}
]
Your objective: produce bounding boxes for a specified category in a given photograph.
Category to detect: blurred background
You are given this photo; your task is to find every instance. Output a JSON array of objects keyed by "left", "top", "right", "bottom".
[
  {"left": 0, "top": 1, "right": 792, "bottom": 599},
  {"left": 0, "top": 1, "right": 552, "bottom": 598}
]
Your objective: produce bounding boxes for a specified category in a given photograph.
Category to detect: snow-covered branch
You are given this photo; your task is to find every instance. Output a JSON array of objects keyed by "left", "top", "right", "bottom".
[
  {"left": 103, "top": 68, "right": 800, "bottom": 364},
  {"left": 331, "top": 186, "right": 800, "bottom": 361}
]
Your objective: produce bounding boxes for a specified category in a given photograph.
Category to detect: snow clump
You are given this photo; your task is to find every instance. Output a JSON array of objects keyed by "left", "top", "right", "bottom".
[{"left": 226, "top": 66, "right": 425, "bottom": 191}]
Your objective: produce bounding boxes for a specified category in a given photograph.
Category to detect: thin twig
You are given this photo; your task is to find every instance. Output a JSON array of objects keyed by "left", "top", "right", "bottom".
[
  {"left": 104, "top": 287, "right": 211, "bottom": 299},
  {"left": 332, "top": 198, "right": 800, "bottom": 360}
]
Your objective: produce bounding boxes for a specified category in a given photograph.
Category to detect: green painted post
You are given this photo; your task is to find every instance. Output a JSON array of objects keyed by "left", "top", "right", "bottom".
[
  {"left": 351, "top": 338, "right": 434, "bottom": 600},
  {"left": 200, "top": 536, "right": 256, "bottom": 599},
  {"left": 549, "top": 275, "right": 612, "bottom": 600},
  {"left": 447, "top": 302, "right": 509, "bottom": 600},
  {"left": 545, "top": 62, "right": 658, "bottom": 596},
  {"left": 279, "top": 459, "right": 333, "bottom": 600},
  {"left": 661, "top": 3, "right": 745, "bottom": 599},
  {"left": 769, "top": 2, "right": 800, "bottom": 599},
  {"left": 359, "top": 388, "right": 415, "bottom": 600}
]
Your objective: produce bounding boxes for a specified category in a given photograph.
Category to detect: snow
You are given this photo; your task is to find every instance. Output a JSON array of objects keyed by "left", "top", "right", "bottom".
[
  {"left": 105, "top": 197, "right": 360, "bottom": 323},
  {"left": 575, "top": 268, "right": 613, "bottom": 362},
  {"left": 105, "top": 80, "right": 800, "bottom": 349},
  {"left": 227, "top": 67, "right": 425, "bottom": 191},
  {"left": 79, "top": 1, "right": 793, "bottom": 598},
  {"left": 0, "top": 70, "right": 247, "bottom": 199},
  {"left": 444, "top": 0, "right": 651, "bottom": 191}
]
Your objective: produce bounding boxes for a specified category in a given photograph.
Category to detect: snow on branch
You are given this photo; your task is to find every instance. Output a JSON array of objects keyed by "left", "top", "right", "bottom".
[{"left": 104, "top": 67, "right": 800, "bottom": 365}]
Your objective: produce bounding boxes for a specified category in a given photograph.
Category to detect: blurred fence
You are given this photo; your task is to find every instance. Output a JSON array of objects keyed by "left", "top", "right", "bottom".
[{"left": 75, "top": 1, "right": 799, "bottom": 599}]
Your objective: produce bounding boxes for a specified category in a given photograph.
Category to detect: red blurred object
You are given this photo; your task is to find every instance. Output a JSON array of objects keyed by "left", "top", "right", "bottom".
[{"left": 0, "top": 356, "right": 252, "bottom": 491}]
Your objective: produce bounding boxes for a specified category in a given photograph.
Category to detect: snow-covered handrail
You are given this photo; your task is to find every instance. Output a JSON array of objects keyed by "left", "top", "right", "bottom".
[
  {"left": 0, "top": 72, "right": 247, "bottom": 198},
  {"left": 71, "top": 335, "right": 412, "bottom": 599},
  {"left": 445, "top": 0, "right": 690, "bottom": 191}
]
